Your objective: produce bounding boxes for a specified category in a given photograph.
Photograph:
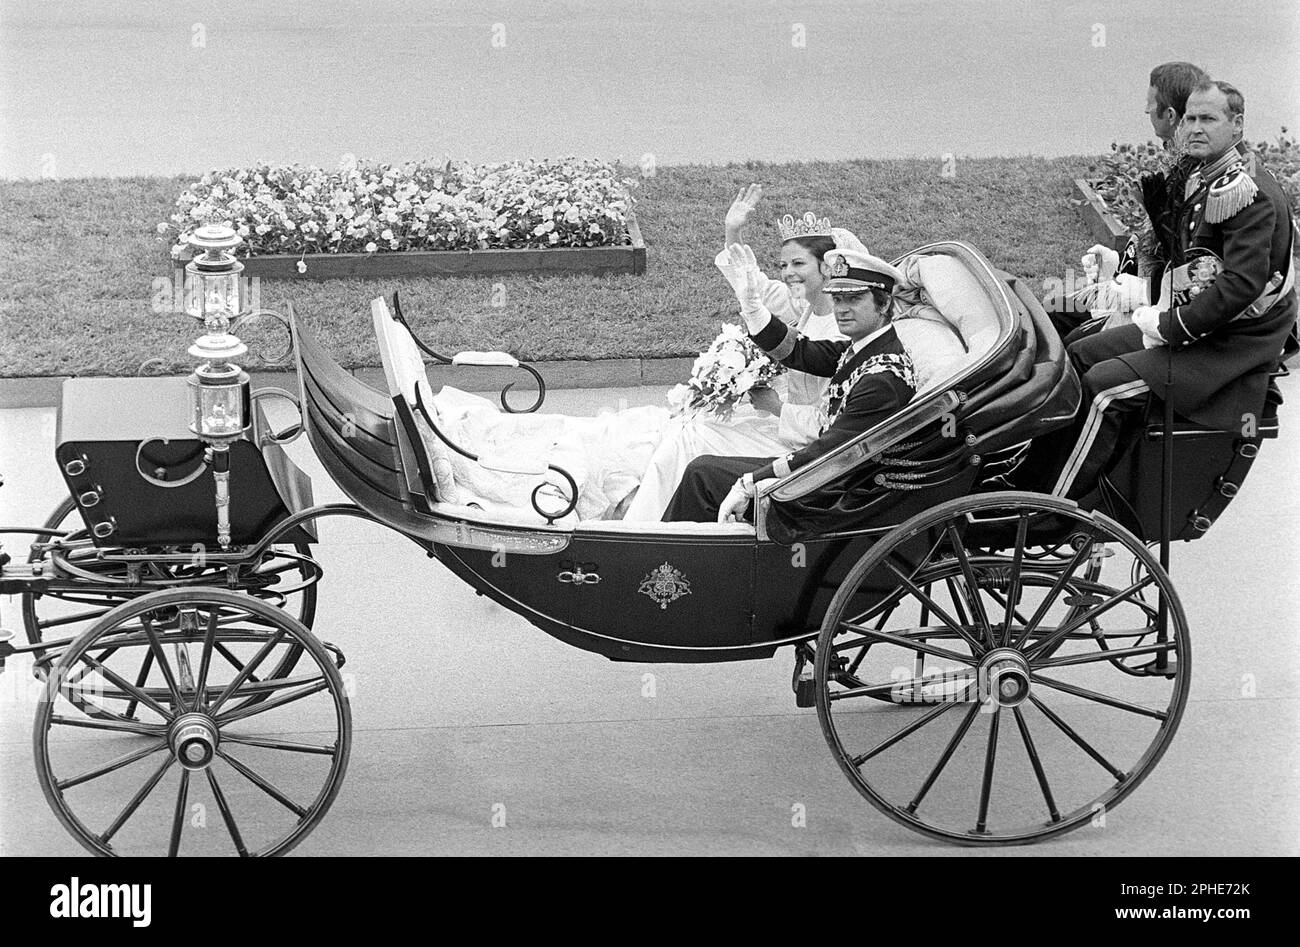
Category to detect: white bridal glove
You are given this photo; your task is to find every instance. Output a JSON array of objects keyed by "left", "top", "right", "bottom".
[
  {"left": 726, "top": 243, "right": 770, "bottom": 333},
  {"left": 724, "top": 184, "right": 763, "bottom": 232}
]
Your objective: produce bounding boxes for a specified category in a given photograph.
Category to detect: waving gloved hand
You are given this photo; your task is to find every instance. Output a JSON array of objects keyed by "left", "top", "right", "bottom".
[
  {"left": 724, "top": 184, "right": 764, "bottom": 234},
  {"left": 726, "top": 243, "right": 770, "bottom": 332}
]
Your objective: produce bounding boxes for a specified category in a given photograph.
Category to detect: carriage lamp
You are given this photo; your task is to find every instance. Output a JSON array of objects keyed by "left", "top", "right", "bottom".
[{"left": 182, "top": 224, "right": 252, "bottom": 548}]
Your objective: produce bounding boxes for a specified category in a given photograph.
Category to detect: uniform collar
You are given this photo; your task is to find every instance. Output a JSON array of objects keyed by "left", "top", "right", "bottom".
[
  {"left": 1196, "top": 141, "right": 1249, "bottom": 181},
  {"left": 850, "top": 322, "right": 893, "bottom": 355}
]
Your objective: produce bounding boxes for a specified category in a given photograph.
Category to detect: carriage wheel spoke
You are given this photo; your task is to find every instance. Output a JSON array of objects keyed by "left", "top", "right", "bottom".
[
  {"left": 223, "top": 733, "right": 337, "bottom": 756},
  {"left": 907, "top": 699, "right": 983, "bottom": 812},
  {"left": 174, "top": 639, "right": 196, "bottom": 710},
  {"left": 205, "top": 769, "right": 249, "bottom": 856},
  {"left": 100, "top": 755, "right": 175, "bottom": 844},
  {"left": 215, "top": 678, "right": 328, "bottom": 726},
  {"left": 1000, "top": 513, "right": 1030, "bottom": 647},
  {"left": 884, "top": 559, "right": 987, "bottom": 656},
  {"left": 1013, "top": 535, "right": 1097, "bottom": 648},
  {"left": 1024, "top": 576, "right": 1156, "bottom": 662},
  {"left": 1013, "top": 706, "right": 1061, "bottom": 822},
  {"left": 851, "top": 700, "right": 959, "bottom": 765},
  {"left": 193, "top": 610, "right": 220, "bottom": 711},
  {"left": 837, "top": 625, "right": 975, "bottom": 667},
  {"left": 168, "top": 770, "right": 190, "bottom": 857},
  {"left": 207, "top": 631, "right": 286, "bottom": 715},
  {"left": 1031, "top": 673, "right": 1168, "bottom": 721},
  {"left": 829, "top": 669, "right": 976, "bottom": 704},
  {"left": 75, "top": 651, "right": 172, "bottom": 720},
  {"left": 973, "top": 705, "right": 1001, "bottom": 833},
  {"left": 121, "top": 647, "right": 155, "bottom": 720},
  {"left": 1028, "top": 695, "right": 1126, "bottom": 780},
  {"left": 944, "top": 523, "right": 995, "bottom": 648},
  {"left": 1035, "top": 641, "right": 1176, "bottom": 669},
  {"left": 218, "top": 750, "right": 307, "bottom": 818},
  {"left": 51, "top": 713, "right": 164, "bottom": 735},
  {"left": 844, "top": 603, "right": 897, "bottom": 676},
  {"left": 141, "top": 616, "right": 185, "bottom": 710},
  {"left": 57, "top": 740, "right": 168, "bottom": 791}
]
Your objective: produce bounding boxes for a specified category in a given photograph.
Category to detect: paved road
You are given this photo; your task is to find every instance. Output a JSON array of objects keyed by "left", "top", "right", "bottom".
[
  {"left": 1, "top": 382, "right": 1297, "bottom": 856},
  {"left": 2, "top": 0, "right": 1298, "bottom": 178}
]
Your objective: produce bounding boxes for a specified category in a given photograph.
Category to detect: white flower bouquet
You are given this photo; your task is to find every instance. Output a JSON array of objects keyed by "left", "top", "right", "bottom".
[
  {"left": 667, "top": 323, "right": 785, "bottom": 421},
  {"left": 161, "top": 157, "right": 637, "bottom": 257}
]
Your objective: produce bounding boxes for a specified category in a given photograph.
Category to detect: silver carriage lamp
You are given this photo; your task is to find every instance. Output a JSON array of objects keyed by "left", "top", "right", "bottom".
[{"left": 183, "top": 224, "right": 251, "bottom": 547}]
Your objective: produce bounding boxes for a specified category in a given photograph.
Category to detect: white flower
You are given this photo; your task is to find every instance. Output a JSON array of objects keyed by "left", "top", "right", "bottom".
[
  {"left": 381, "top": 228, "right": 394, "bottom": 241},
  {"left": 365, "top": 241, "right": 378, "bottom": 253},
  {"left": 296, "top": 260, "right": 307, "bottom": 274}
]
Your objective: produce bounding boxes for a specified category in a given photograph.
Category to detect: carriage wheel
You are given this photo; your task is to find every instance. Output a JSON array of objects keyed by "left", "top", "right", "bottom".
[
  {"left": 34, "top": 587, "right": 350, "bottom": 857},
  {"left": 814, "top": 491, "right": 1190, "bottom": 845},
  {"left": 21, "top": 496, "right": 317, "bottom": 716}
]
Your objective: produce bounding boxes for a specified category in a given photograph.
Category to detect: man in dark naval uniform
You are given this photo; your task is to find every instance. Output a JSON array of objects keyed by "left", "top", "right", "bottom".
[
  {"left": 1023, "top": 79, "right": 1296, "bottom": 500},
  {"left": 663, "top": 246, "right": 916, "bottom": 523},
  {"left": 1051, "top": 61, "right": 1208, "bottom": 342}
]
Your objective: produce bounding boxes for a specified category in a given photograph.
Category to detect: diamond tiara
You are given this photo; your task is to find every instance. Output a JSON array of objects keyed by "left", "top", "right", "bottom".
[{"left": 777, "top": 211, "right": 833, "bottom": 242}]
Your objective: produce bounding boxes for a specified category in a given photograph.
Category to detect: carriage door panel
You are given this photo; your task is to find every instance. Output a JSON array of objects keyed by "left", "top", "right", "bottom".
[{"left": 562, "top": 532, "right": 757, "bottom": 652}]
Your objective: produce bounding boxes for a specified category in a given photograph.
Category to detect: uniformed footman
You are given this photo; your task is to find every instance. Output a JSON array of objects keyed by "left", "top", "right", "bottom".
[{"left": 1021, "top": 79, "right": 1296, "bottom": 500}]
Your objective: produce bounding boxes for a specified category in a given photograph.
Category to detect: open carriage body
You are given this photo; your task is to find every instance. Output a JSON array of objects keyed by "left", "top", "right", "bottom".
[{"left": 1, "top": 240, "right": 1285, "bottom": 854}]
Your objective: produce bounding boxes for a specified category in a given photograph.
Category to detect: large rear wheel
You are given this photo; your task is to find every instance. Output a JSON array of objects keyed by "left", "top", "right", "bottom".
[{"left": 814, "top": 491, "right": 1189, "bottom": 845}]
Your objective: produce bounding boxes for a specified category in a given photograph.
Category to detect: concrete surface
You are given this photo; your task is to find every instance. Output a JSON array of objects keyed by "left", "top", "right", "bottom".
[{"left": 1, "top": 380, "right": 1297, "bottom": 856}]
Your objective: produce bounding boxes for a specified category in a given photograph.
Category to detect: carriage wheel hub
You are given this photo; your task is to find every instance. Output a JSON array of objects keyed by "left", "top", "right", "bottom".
[
  {"left": 169, "top": 713, "right": 219, "bottom": 771},
  {"left": 981, "top": 649, "right": 1031, "bottom": 707}
]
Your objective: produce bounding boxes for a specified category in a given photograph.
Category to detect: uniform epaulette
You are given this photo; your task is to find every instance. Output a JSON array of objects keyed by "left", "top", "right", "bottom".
[{"left": 1205, "top": 161, "right": 1259, "bottom": 224}]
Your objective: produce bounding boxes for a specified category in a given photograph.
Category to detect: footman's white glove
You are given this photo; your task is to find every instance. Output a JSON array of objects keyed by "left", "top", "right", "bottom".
[
  {"left": 725, "top": 243, "right": 770, "bottom": 333},
  {"left": 1132, "top": 305, "right": 1166, "bottom": 348},
  {"left": 1084, "top": 243, "right": 1120, "bottom": 284}
]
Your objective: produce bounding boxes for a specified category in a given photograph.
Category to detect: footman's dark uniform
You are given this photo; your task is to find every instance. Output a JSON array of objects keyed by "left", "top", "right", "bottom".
[{"left": 1026, "top": 143, "right": 1297, "bottom": 498}]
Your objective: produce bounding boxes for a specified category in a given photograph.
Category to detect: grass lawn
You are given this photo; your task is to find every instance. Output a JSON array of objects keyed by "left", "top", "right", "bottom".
[{"left": 0, "top": 157, "right": 1096, "bottom": 377}]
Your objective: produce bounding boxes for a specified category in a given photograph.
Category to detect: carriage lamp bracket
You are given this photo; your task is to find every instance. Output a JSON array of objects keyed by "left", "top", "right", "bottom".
[{"left": 134, "top": 438, "right": 212, "bottom": 489}]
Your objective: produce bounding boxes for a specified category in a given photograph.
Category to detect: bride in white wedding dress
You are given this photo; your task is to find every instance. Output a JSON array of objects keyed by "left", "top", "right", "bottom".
[{"left": 620, "top": 186, "right": 863, "bottom": 521}]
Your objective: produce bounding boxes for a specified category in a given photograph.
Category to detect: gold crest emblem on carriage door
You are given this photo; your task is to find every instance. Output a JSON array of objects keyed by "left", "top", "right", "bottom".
[{"left": 638, "top": 562, "right": 692, "bottom": 610}]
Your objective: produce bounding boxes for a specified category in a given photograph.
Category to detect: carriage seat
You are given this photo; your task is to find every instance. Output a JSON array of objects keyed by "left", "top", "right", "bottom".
[{"left": 893, "top": 252, "right": 1008, "bottom": 394}]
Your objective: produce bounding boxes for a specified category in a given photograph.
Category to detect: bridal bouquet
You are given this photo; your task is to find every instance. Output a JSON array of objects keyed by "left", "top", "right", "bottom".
[{"left": 667, "top": 323, "right": 784, "bottom": 421}]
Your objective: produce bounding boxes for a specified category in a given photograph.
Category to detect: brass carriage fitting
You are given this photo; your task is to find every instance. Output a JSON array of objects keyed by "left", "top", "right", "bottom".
[
  {"left": 980, "top": 648, "right": 1031, "bottom": 707},
  {"left": 77, "top": 488, "right": 100, "bottom": 508},
  {"left": 63, "top": 456, "right": 87, "bottom": 477},
  {"left": 1190, "top": 514, "right": 1213, "bottom": 533},
  {"left": 1216, "top": 478, "right": 1240, "bottom": 498},
  {"left": 1237, "top": 442, "right": 1259, "bottom": 459},
  {"left": 91, "top": 518, "right": 116, "bottom": 539}
]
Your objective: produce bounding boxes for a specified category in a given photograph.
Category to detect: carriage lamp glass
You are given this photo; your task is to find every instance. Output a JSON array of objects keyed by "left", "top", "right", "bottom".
[
  {"left": 186, "top": 360, "right": 251, "bottom": 441},
  {"left": 184, "top": 223, "right": 245, "bottom": 332},
  {"left": 182, "top": 224, "right": 251, "bottom": 442}
]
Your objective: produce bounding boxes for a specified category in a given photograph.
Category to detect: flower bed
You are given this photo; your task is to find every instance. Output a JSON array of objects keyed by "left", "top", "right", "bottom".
[
  {"left": 1076, "top": 129, "right": 1300, "bottom": 249},
  {"left": 162, "top": 156, "right": 645, "bottom": 277}
]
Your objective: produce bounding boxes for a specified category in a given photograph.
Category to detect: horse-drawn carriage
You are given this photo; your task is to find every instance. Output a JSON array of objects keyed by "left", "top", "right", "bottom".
[{"left": 0, "top": 232, "right": 1283, "bottom": 855}]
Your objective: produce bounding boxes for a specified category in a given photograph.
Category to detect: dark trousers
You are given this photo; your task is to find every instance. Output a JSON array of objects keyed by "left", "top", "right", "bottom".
[
  {"left": 1018, "top": 324, "right": 1152, "bottom": 499},
  {"left": 662, "top": 455, "right": 771, "bottom": 522}
]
